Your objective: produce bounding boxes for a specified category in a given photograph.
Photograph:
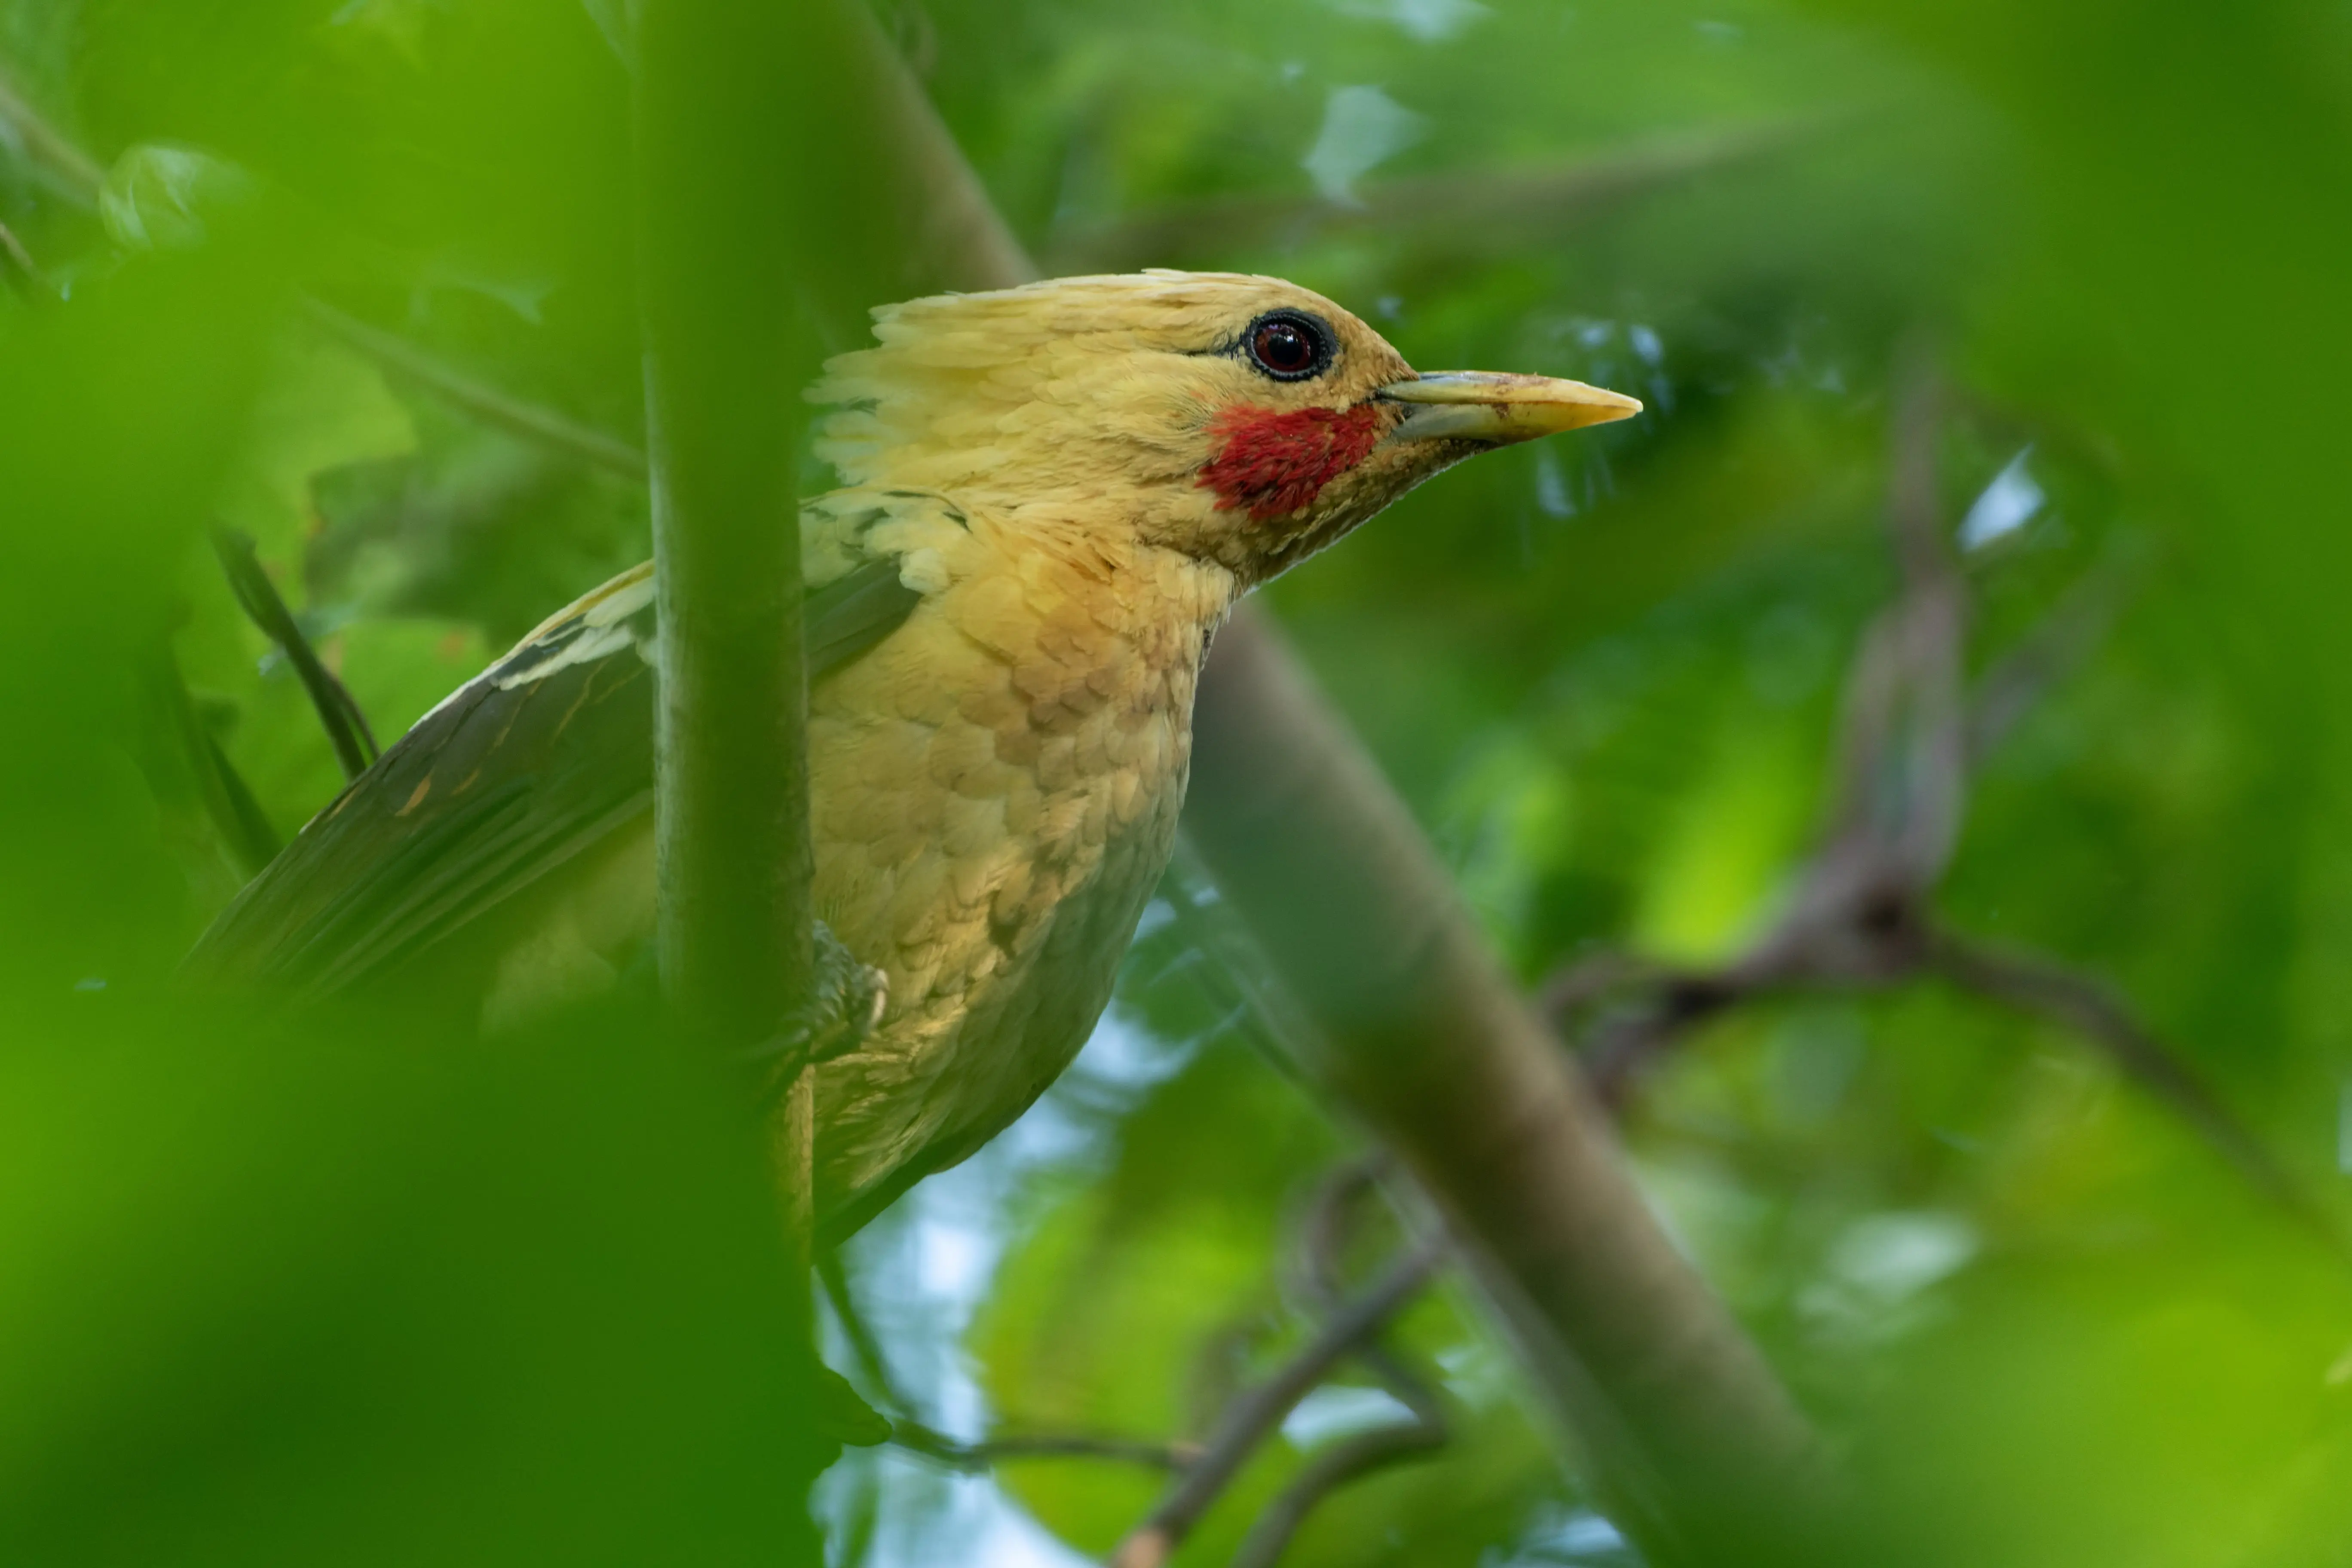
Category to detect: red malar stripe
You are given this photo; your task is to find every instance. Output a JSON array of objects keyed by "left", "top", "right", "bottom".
[{"left": 1198, "top": 404, "right": 1383, "bottom": 521}]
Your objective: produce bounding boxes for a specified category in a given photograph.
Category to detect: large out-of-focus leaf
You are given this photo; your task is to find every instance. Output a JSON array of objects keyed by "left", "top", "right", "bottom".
[{"left": 0, "top": 993, "right": 821, "bottom": 1567}]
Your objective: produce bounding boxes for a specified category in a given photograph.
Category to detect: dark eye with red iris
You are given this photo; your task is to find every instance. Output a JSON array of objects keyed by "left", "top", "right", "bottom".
[{"left": 1245, "top": 312, "right": 1331, "bottom": 380}]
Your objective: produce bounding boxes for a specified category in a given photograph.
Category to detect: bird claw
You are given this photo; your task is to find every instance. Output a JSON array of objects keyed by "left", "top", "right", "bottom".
[
  {"left": 803, "top": 918, "right": 889, "bottom": 1066},
  {"left": 747, "top": 919, "right": 888, "bottom": 1080}
]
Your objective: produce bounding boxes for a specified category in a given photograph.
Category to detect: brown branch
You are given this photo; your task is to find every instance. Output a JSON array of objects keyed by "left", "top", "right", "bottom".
[
  {"left": 1186, "top": 616, "right": 1822, "bottom": 1549},
  {"left": 1109, "top": 1239, "right": 1446, "bottom": 1568},
  {"left": 1226, "top": 1419, "right": 1450, "bottom": 1568},
  {"left": 1219, "top": 1161, "right": 1454, "bottom": 1568}
]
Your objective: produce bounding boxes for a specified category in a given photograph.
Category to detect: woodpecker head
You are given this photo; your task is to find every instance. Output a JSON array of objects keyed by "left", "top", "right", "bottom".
[{"left": 814, "top": 270, "right": 1639, "bottom": 586}]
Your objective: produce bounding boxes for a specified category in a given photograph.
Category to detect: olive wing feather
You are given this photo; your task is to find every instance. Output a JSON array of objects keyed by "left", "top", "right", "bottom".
[{"left": 187, "top": 555, "right": 921, "bottom": 995}]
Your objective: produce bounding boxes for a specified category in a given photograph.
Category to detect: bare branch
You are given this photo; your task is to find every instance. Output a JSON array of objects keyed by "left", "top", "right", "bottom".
[
  {"left": 1226, "top": 1419, "right": 1450, "bottom": 1568},
  {"left": 1188, "top": 611, "right": 1822, "bottom": 1546},
  {"left": 1109, "top": 1239, "right": 1447, "bottom": 1568},
  {"left": 1211, "top": 1162, "right": 1457, "bottom": 1568}
]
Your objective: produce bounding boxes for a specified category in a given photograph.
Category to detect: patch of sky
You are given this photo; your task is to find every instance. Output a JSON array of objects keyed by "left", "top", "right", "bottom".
[
  {"left": 1302, "top": 85, "right": 1427, "bottom": 205},
  {"left": 1484, "top": 1505, "right": 1640, "bottom": 1567},
  {"left": 1958, "top": 446, "right": 2045, "bottom": 551},
  {"left": 1281, "top": 1383, "right": 1421, "bottom": 1447}
]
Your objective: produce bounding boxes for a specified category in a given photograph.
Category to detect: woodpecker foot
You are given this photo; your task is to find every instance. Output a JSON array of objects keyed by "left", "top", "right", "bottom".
[
  {"left": 746, "top": 920, "right": 887, "bottom": 1086},
  {"left": 804, "top": 918, "right": 888, "bottom": 1066}
]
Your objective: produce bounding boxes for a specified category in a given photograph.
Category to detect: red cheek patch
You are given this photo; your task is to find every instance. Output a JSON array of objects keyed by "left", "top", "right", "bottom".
[{"left": 1198, "top": 404, "right": 1384, "bottom": 521}]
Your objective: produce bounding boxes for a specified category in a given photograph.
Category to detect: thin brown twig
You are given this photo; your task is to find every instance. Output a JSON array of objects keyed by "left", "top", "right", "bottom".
[
  {"left": 1292, "top": 1160, "right": 1444, "bottom": 1420},
  {"left": 1226, "top": 1420, "right": 1450, "bottom": 1568},
  {"left": 1109, "top": 1239, "right": 1446, "bottom": 1568},
  {"left": 1213, "top": 1162, "right": 1454, "bottom": 1568}
]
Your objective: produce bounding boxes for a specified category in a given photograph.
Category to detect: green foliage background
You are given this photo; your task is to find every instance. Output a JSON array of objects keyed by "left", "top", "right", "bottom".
[{"left": 6, "top": 1, "right": 2352, "bottom": 1563}]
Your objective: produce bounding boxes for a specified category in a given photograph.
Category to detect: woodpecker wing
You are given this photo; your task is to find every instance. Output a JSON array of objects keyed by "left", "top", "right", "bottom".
[{"left": 188, "top": 501, "right": 929, "bottom": 997}]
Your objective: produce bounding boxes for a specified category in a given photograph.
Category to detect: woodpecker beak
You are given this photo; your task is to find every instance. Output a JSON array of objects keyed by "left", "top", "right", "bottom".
[{"left": 1377, "top": 371, "right": 1642, "bottom": 443}]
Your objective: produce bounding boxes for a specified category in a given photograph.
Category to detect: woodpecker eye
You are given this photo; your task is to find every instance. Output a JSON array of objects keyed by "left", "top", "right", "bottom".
[{"left": 1244, "top": 312, "right": 1332, "bottom": 380}]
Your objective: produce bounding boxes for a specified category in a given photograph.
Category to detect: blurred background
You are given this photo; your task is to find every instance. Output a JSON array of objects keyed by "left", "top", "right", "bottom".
[{"left": 6, "top": 0, "right": 2352, "bottom": 1563}]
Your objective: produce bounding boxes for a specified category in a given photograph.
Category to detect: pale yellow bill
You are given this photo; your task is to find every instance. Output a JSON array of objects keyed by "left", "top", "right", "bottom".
[{"left": 1378, "top": 371, "right": 1643, "bottom": 442}]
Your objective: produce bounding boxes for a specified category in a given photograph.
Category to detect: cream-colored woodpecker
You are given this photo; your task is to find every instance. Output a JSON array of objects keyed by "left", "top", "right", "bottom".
[{"left": 191, "top": 270, "right": 1639, "bottom": 1240}]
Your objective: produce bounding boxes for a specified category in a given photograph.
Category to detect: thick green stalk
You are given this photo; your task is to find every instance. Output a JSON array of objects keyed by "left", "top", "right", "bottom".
[
  {"left": 633, "top": 4, "right": 827, "bottom": 1540},
  {"left": 634, "top": 0, "right": 815, "bottom": 1068}
]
